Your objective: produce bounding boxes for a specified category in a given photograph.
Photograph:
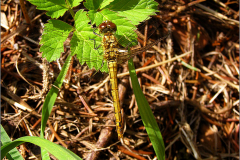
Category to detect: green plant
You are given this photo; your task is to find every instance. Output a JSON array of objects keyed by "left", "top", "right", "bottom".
[{"left": 1, "top": 0, "right": 165, "bottom": 159}]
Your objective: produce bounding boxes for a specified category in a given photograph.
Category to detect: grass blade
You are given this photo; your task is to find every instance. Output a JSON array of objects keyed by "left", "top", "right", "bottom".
[
  {"left": 1, "top": 136, "right": 82, "bottom": 160},
  {"left": 40, "top": 53, "right": 73, "bottom": 159},
  {"left": 128, "top": 58, "right": 165, "bottom": 160},
  {"left": 1, "top": 125, "right": 24, "bottom": 160}
]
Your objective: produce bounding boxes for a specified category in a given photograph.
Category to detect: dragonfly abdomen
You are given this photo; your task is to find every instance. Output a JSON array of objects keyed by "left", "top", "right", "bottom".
[{"left": 107, "top": 60, "right": 123, "bottom": 139}]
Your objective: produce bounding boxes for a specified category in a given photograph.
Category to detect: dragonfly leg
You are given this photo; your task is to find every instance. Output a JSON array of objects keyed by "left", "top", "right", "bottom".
[
  {"left": 89, "top": 38, "right": 101, "bottom": 50},
  {"left": 93, "top": 27, "right": 101, "bottom": 37}
]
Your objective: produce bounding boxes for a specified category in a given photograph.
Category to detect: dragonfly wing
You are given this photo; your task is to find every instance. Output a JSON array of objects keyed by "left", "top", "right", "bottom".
[{"left": 116, "top": 32, "right": 170, "bottom": 64}]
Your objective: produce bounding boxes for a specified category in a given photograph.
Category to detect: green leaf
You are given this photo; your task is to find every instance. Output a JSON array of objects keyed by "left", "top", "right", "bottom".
[
  {"left": 39, "top": 19, "right": 73, "bottom": 62},
  {"left": 27, "top": 0, "right": 68, "bottom": 18},
  {"left": 116, "top": 0, "right": 159, "bottom": 25},
  {"left": 97, "top": 0, "right": 158, "bottom": 25},
  {"left": 87, "top": 10, "right": 104, "bottom": 25},
  {"left": 70, "top": 10, "right": 108, "bottom": 72},
  {"left": 84, "top": 0, "right": 114, "bottom": 10},
  {"left": 100, "top": 0, "right": 115, "bottom": 9},
  {"left": 1, "top": 136, "right": 82, "bottom": 160},
  {"left": 84, "top": 0, "right": 101, "bottom": 10},
  {"left": 128, "top": 57, "right": 165, "bottom": 160},
  {"left": 1, "top": 125, "right": 24, "bottom": 160},
  {"left": 68, "top": 0, "right": 83, "bottom": 8}
]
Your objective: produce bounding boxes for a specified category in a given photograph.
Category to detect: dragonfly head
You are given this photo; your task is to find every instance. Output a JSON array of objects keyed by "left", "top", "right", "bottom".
[{"left": 99, "top": 20, "right": 117, "bottom": 34}]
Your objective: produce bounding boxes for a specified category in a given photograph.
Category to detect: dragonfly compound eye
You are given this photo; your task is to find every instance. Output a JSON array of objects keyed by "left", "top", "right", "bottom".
[
  {"left": 99, "top": 22, "right": 107, "bottom": 31},
  {"left": 99, "top": 20, "right": 117, "bottom": 34}
]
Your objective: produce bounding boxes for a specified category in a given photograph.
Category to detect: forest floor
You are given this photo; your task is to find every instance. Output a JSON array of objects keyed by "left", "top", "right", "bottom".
[{"left": 1, "top": 0, "right": 239, "bottom": 159}]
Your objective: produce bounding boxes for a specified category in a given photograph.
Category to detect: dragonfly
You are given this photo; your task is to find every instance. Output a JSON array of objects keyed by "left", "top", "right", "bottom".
[
  {"left": 40, "top": 18, "right": 170, "bottom": 143},
  {"left": 96, "top": 20, "right": 170, "bottom": 142}
]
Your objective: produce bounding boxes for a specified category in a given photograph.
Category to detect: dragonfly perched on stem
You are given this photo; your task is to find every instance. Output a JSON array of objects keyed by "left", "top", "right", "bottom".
[{"left": 95, "top": 20, "right": 170, "bottom": 145}]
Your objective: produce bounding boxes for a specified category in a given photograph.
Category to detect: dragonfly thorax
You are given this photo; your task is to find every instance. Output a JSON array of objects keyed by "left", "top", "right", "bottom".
[{"left": 102, "top": 33, "right": 120, "bottom": 61}]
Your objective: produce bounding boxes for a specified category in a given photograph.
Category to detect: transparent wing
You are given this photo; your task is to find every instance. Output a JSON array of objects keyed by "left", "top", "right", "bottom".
[{"left": 117, "top": 30, "right": 170, "bottom": 64}]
